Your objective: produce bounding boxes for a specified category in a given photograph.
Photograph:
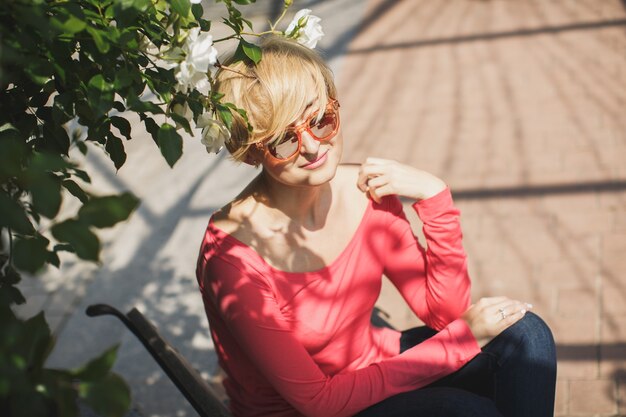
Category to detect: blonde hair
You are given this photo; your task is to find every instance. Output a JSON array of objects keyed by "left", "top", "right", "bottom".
[{"left": 214, "top": 36, "right": 337, "bottom": 163}]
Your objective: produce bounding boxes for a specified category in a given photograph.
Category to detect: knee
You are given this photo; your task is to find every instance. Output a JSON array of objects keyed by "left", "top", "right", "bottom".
[
  {"left": 516, "top": 312, "right": 555, "bottom": 346},
  {"left": 504, "top": 312, "right": 556, "bottom": 364}
]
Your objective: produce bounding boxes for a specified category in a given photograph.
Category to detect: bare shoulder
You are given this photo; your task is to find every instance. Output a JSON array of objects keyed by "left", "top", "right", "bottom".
[
  {"left": 210, "top": 202, "right": 241, "bottom": 235},
  {"left": 333, "top": 163, "right": 370, "bottom": 210},
  {"left": 211, "top": 177, "right": 261, "bottom": 235}
]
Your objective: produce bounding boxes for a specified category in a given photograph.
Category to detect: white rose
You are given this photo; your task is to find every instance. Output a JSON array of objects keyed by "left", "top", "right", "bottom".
[
  {"left": 183, "top": 27, "right": 218, "bottom": 73},
  {"left": 175, "top": 61, "right": 209, "bottom": 93},
  {"left": 285, "top": 9, "right": 324, "bottom": 49},
  {"left": 190, "top": 0, "right": 202, "bottom": 3},
  {"left": 197, "top": 114, "right": 230, "bottom": 154},
  {"left": 159, "top": 46, "right": 184, "bottom": 70},
  {"left": 174, "top": 28, "right": 217, "bottom": 92}
]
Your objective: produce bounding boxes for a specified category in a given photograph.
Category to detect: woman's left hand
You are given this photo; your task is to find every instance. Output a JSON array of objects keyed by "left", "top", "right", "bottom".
[{"left": 357, "top": 157, "right": 447, "bottom": 203}]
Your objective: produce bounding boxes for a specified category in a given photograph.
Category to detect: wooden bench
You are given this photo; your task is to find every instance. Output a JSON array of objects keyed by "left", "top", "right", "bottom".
[{"left": 85, "top": 304, "right": 231, "bottom": 417}]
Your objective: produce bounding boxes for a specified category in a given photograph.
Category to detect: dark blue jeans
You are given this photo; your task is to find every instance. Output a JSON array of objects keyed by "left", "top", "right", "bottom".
[{"left": 356, "top": 312, "right": 557, "bottom": 417}]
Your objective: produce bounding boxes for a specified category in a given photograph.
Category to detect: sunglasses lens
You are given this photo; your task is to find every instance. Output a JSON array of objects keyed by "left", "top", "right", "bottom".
[
  {"left": 268, "top": 132, "right": 299, "bottom": 160},
  {"left": 310, "top": 110, "right": 338, "bottom": 140}
]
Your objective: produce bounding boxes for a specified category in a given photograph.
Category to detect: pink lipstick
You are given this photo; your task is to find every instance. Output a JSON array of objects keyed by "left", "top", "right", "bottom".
[{"left": 300, "top": 150, "right": 329, "bottom": 170}]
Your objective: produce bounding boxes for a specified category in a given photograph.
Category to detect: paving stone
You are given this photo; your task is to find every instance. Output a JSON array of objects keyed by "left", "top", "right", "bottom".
[
  {"left": 604, "top": 232, "right": 626, "bottom": 255},
  {"left": 602, "top": 282, "right": 626, "bottom": 316},
  {"left": 552, "top": 316, "right": 598, "bottom": 345},
  {"left": 619, "top": 379, "right": 626, "bottom": 415},
  {"left": 556, "top": 287, "right": 598, "bottom": 318},
  {"left": 555, "top": 379, "right": 568, "bottom": 416},
  {"left": 601, "top": 315, "right": 626, "bottom": 344},
  {"left": 612, "top": 204, "right": 626, "bottom": 231},
  {"left": 555, "top": 211, "right": 616, "bottom": 237},
  {"left": 539, "top": 194, "right": 601, "bottom": 213},
  {"left": 536, "top": 259, "right": 600, "bottom": 293},
  {"left": 558, "top": 357, "right": 599, "bottom": 380},
  {"left": 569, "top": 379, "right": 617, "bottom": 416},
  {"left": 599, "top": 343, "right": 626, "bottom": 379},
  {"left": 603, "top": 251, "right": 626, "bottom": 282}
]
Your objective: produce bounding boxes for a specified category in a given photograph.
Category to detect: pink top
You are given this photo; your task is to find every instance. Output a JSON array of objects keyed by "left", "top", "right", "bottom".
[{"left": 196, "top": 188, "right": 481, "bottom": 417}]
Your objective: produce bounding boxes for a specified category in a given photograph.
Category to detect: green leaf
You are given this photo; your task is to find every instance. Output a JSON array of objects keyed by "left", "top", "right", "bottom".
[
  {"left": 13, "top": 114, "right": 38, "bottom": 144},
  {"left": 192, "top": 5, "right": 206, "bottom": 21},
  {"left": 114, "top": 68, "right": 137, "bottom": 90},
  {"left": 79, "top": 373, "right": 130, "bottom": 417},
  {"left": 78, "top": 192, "right": 139, "bottom": 228},
  {"left": 231, "top": 39, "right": 248, "bottom": 63},
  {"left": 74, "top": 345, "right": 120, "bottom": 381},
  {"left": 62, "top": 179, "right": 90, "bottom": 204},
  {"left": 76, "top": 99, "right": 96, "bottom": 124},
  {"left": 110, "top": 116, "right": 132, "bottom": 140},
  {"left": 72, "top": 168, "right": 91, "bottom": 183},
  {"left": 50, "top": 14, "right": 86, "bottom": 34},
  {"left": 105, "top": 133, "right": 127, "bottom": 170},
  {"left": 240, "top": 39, "right": 261, "bottom": 64},
  {"left": 128, "top": 95, "right": 163, "bottom": 114},
  {"left": 169, "top": 112, "right": 192, "bottom": 134},
  {"left": 87, "top": 75, "right": 115, "bottom": 118},
  {"left": 86, "top": 27, "right": 111, "bottom": 54},
  {"left": 199, "top": 18, "right": 211, "bottom": 32},
  {"left": 42, "top": 122, "right": 71, "bottom": 155},
  {"left": 50, "top": 2, "right": 87, "bottom": 34},
  {"left": 47, "top": 251, "right": 61, "bottom": 268},
  {"left": 222, "top": 16, "right": 242, "bottom": 35},
  {"left": 0, "top": 263, "right": 21, "bottom": 286},
  {"left": 39, "top": 369, "right": 78, "bottom": 417},
  {"left": 53, "top": 93, "right": 75, "bottom": 124},
  {"left": 143, "top": 117, "right": 160, "bottom": 145},
  {"left": 13, "top": 235, "right": 50, "bottom": 274},
  {"left": 117, "top": 0, "right": 151, "bottom": 11},
  {"left": 0, "top": 193, "right": 34, "bottom": 234},
  {"left": 30, "top": 152, "right": 71, "bottom": 172},
  {"left": 216, "top": 103, "right": 234, "bottom": 130},
  {"left": 157, "top": 123, "right": 183, "bottom": 167},
  {"left": 0, "top": 128, "right": 28, "bottom": 180},
  {"left": 232, "top": 0, "right": 256, "bottom": 4},
  {"left": 77, "top": 141, "right": 89, "bottom": 155},
  {"left": 104, "top": 4, "right": 115, "bottom": 19},
  {"left": 24, "top": 61, "right": 54, "bottom": 86},
  {"left": 0, "top": 285, "right": 26, "bottom": 306},
  {"left": 22, "top": 311, "right": 54, "bottom": 371},
  {"left": 112, "top": 101, "right": 126, "bottom": 113},
  {"left": 171, "top": 0, "right": 191, "bottom": 17},
  {"left": 29, "top": 91, "right": 52, "bottom": 108},
  {"left": 87, "top": 119, "right": 111, "bottom": 144},
  {"left": 54, "top": 243, "right": 75, "bottom": 254},
  {"left": 30, "top": 174, "right": 63, "bottom": 219},
  {"left": 51, "top": 220, "right": 100, "bottom": 261}
]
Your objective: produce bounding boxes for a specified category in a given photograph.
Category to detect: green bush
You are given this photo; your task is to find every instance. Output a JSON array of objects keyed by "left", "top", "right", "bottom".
[{"left": 0, "top": 0, "right": 312, "bottom": 415}]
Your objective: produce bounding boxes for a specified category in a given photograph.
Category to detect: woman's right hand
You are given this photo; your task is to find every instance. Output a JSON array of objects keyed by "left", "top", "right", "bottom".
[{"left": 462, "top": 297, "right": 532, "bottom": 347}]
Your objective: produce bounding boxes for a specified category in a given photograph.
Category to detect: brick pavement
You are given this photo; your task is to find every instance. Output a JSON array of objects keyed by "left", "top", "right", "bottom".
[{"left": 337, "top": 0, "right": 626, "bottom": 415}]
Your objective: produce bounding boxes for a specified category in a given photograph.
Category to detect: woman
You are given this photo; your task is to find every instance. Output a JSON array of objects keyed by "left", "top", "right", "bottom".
[{"left": 196, "top": 36, "right": 556, "bottom": 417}]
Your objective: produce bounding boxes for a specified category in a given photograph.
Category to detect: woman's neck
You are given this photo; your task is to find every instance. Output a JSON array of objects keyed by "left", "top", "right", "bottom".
[{"left": 257, "top": 172, "right": 333, "bottom": 230}]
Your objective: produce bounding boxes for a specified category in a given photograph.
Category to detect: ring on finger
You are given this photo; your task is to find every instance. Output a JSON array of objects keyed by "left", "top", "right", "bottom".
[{"left": 498, "top": 308, "right": 507, "bottom": 320}]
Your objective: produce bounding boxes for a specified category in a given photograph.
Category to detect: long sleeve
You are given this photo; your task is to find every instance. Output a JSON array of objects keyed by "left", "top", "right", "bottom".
[
  {"left": 200, "top": 253, "right": 480, "bottom": 417},
  {"left": 382, "top": 187, "right": 472, "bottom": 330}
]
